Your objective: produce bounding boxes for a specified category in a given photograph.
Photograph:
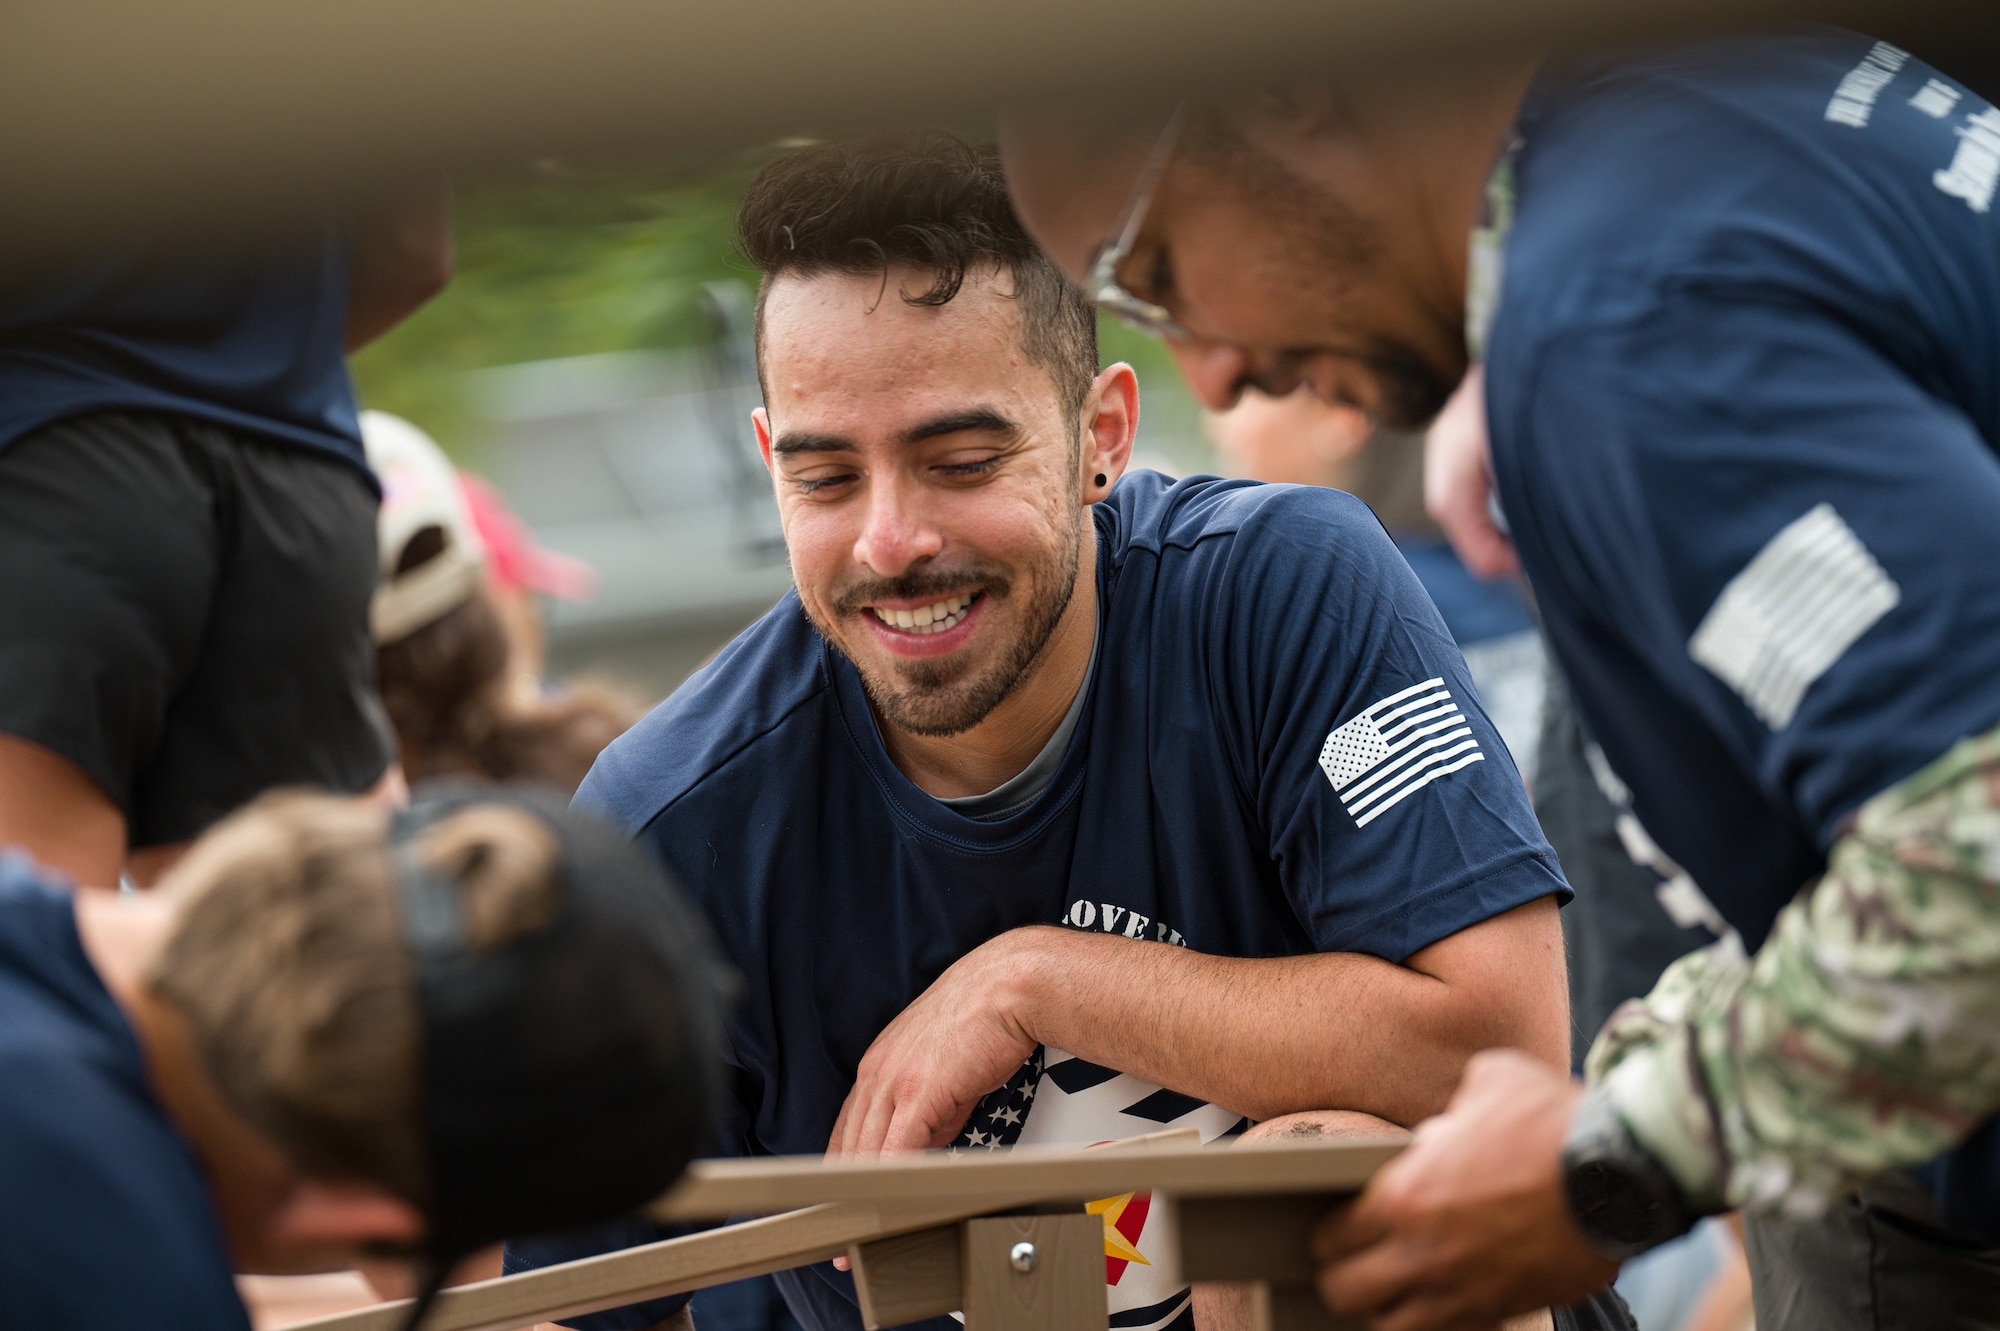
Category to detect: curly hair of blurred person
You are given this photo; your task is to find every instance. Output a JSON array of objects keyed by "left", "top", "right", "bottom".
[{"left": 375, "top": 577, "right": 633, "bottom": 795}]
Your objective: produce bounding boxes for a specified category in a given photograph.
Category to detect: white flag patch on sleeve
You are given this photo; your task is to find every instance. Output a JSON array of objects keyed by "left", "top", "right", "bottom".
[
  {"left": 1317, "top": 678, "right": 1485, "bottom": 827},
  {"left": 1688, "top": 503, "right": 1900, "bottom": 731}
]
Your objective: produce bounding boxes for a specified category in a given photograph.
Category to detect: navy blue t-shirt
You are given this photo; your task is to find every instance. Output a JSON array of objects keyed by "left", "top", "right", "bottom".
[
  {"left": 0, "top": 226, "right": 363, "bottom": 466},
  {"left": 0, "top": 860, "right": 248, "bottom": 1329},
  {"left": 512, "top": 474, "right": 1568, "bottom": 1331},
  {"left": 1484, "top": 30, "right": 2000, "bottom": 1227}
]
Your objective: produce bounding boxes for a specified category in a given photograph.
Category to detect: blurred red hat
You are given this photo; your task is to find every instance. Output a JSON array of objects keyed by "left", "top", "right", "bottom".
[{"left": 458, "top": 471, "right": 598, "bottom": 602}]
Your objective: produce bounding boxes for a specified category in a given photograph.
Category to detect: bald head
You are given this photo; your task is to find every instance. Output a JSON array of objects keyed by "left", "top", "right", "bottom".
[{"left": 998, "top": 106, "right": 1171, "bottom": 284}]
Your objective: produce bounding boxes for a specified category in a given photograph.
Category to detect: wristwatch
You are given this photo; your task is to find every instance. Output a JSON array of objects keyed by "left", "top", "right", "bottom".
[{"left": 1559, "top": 1087, "right": 1700, "bottom": 1260}]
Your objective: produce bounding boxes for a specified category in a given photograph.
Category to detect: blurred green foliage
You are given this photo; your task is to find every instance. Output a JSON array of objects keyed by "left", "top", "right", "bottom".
[
  {"left": 350, "top": 160, "right": 763, "bottom": 461},
  {"left": 1096, "top": 318, "right": 1209, "bottom": 473},
  {"left": 351, "top": 158, "right": 1210, "bottom": 470}
]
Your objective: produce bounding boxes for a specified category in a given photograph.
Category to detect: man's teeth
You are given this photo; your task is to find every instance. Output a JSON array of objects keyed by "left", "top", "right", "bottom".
[{"left": 871, "top": 594, "right": 975, "bottom": 634}]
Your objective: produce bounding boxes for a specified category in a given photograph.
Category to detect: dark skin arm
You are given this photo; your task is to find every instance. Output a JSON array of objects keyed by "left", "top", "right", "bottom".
[{"left": 345, "top": 185, "right": 454, "bottom": 351}]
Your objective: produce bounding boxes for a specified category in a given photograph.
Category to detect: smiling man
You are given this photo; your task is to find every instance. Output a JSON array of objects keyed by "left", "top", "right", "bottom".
[{"left": 505, "top": 132, "right": 1580, "bottom": 1331}]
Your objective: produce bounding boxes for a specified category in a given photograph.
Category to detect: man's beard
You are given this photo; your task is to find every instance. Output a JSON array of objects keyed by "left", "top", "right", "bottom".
[
  {"left": 811, "top": 512, "right": 1083, "bottom": 738},
  {"left": 1235, "top": 142, "right": 1464, "bottom": 432},
  {"left": 1359, "top": 337, "right": 1460, "bottom": 431},
  {"left": 1247, "top": 335, "right": 1459, "bottom": 433}
]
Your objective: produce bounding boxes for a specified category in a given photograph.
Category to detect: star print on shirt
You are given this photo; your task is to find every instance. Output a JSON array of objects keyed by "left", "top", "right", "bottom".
[{"left": 953, "top": 1048, "right": 1044, "bottom": 1150}]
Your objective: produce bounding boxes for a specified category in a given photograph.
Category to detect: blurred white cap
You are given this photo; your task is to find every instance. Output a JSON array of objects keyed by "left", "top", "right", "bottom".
[{"left": 362, "top": 409, "right": 487, "bottom": 644}]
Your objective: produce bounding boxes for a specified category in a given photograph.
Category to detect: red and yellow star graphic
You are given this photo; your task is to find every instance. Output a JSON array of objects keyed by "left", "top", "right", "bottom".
[{"left": 1086, "top": 1191, "right": 1153, "bottom": 1285}]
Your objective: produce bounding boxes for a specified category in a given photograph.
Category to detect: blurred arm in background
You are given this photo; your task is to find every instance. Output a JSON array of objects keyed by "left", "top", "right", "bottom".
[
  {"left": 1424, "top": 363, "right": 1521, "bottom": 579},
  {"left": 346, "top": 184, "right": 455, "bottom": 351}
]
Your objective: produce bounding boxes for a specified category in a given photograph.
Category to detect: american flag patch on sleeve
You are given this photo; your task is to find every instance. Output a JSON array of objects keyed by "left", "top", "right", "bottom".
[
  {"left": 1317, "top": 678, "right": 1485, "bottom": 827},
  {"left": 1687, "top": 503, "right": 1899, "bottom": 731}
]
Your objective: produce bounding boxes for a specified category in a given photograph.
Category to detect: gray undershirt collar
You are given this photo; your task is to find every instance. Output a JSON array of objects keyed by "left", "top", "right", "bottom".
[{"left": 937, "top": 620, "right": 1100, "bottom": 823}]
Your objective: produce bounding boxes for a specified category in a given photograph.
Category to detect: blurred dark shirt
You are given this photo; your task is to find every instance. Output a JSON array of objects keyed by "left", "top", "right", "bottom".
[
  {"left": 0, "top": 225, "right": 362, "bottom": 466},
  {"left": 0, "top": 860, "right": 248, "bottom": 1329},
  {"left": 1488, "top": 27, "right": 2000, "bottom": 1233}
]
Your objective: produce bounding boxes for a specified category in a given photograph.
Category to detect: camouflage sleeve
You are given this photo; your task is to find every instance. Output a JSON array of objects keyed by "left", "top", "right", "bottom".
[{"left": 1583, "top": 721, "right": 2000, "bottom": 1216}]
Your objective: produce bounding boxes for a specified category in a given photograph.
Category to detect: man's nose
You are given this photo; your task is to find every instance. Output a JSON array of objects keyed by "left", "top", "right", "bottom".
[
  {"left": 1169, "top": 340, "right": 1267, "bottom": 412},
  {"left": 851, "top": 475, "right": 944, "bottom": 577}
]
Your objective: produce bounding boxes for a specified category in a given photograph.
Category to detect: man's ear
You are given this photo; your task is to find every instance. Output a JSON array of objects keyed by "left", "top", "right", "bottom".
[
  {"left": 753, "top": 406, "right": 775, "bottom": 472},
  {"left": 1082, "top": 363, "right": 1141, "bottom": 503},
  {"left": 267, "top": 1178, "right": 425, "bottom": 1251}
]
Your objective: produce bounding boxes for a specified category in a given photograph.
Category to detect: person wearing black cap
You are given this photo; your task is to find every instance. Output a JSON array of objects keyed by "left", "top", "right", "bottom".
[{"left": 0, "top": 783, "right": 722, "bottom": 1329}]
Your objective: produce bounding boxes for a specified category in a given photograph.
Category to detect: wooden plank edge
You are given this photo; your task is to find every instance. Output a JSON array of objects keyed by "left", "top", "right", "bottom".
[
  {"left": 283, "top": 1204, "right": 855, "bottom": 1331},
  {"left": 652, "top": 1136, "right": 1405, "bottom": 1219},
  {"left": 285, "top": 1179, "right": 1111, "bottom": 1331}
]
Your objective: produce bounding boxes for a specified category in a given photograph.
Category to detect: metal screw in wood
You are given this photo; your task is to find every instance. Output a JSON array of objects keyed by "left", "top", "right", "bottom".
[{"left": 1008, "top": 1242, "right": 1037, "bottom": 1274}]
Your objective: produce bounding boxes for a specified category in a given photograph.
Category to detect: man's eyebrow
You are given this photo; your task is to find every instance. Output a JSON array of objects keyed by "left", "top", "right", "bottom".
[
  {"left": 770, "top": 431, "right": 855, "bottom": 457},
  {"left": 899, "top": 409, "right": 1018, "bottom": 445}
]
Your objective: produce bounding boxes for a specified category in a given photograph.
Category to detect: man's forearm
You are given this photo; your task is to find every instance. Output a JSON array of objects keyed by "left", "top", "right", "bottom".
[
  {"left": 1012, "top": 897, "right": 1568, "bottom": 1128},
  {"left": 1587, "top": 722, "right": 2000, "bottom": 1215}
]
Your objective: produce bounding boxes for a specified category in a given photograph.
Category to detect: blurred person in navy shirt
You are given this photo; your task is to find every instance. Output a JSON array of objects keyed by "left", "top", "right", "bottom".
[
  {"left": 1005, "top": 24, "right": 2000, "bottom": 1331},
  {"left": 0, "top": 191, "right": 451, "bottom": 890}
]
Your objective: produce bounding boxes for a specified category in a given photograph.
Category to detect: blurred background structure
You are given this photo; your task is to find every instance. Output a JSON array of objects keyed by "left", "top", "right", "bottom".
[
  {"left": 351, "top": 160, "right": 1218, "bottom": 702},
  {"left": 15, "top": 0, "right": 1989, "bottom": 712}
]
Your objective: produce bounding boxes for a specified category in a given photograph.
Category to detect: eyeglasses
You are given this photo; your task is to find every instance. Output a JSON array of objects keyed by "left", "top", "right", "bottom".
[{"left": 1087, "top": 104, "right": 1190, "bottom": 341}]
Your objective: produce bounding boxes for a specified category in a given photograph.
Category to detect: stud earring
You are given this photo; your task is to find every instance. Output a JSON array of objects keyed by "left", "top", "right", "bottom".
[{"left": 1094, "top": 473, "right": 1108, "bottom": 488}]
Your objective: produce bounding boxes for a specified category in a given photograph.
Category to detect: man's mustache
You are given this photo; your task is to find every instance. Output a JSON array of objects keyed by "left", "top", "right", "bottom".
[{"left": 832, "top": 565, "right": 1013, "bottom": 617}]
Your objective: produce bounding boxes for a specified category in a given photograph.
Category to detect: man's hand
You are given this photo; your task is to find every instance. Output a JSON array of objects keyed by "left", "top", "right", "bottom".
[
  {"left": 1313, "top": 1050, "right": 1616, "bottom": 1331},
  {"left": 1423, "top": 365, "right": 1520, "bottom": 580},
  {"left": 828, "top": 931, "right": 1042, "bottom": 1157}
]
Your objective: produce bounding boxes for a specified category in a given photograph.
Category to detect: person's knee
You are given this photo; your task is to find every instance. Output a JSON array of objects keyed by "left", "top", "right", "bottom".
[
  {"left": 1193, "top": 1112, "right": 1411, "bottom": 1331},
  {"left": 1236, "top": 1109, "right": 1409, "bottom": 1145}
]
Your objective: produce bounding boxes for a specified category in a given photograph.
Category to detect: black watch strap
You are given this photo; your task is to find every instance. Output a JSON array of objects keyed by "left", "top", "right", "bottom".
[{"left": 1560, "top": 1087, "right": 1700, "bottom": 1261}]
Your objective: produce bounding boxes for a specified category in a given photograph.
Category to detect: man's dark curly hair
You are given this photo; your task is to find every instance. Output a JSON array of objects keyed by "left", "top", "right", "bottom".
[{"left": 738, "top": 130, "right": 1099, "bottom": 423}]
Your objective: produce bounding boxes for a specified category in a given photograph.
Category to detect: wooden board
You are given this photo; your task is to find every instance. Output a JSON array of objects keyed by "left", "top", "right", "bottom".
[
  {"left": 846, "top": 1130, "right": 1197, "bottom": 1331},
  {"left": 961, "top": 1214, "right": 1105, "bottom": 1331},
  {"left": 1175, "top": 1194, "right": 1344, "bottom": 1285},
  {"left": 1177, "top": 1195, "right": 1366, "bottom": 1331},
  {"left": 653, "top": 1136, "right": 1405, "bottom": 1221},
  {"left": 849, "top": 1225, "right": 962, "bottom": 1330},
  {"left": 290, "top": 1197, "right": 1022, "bottom": 1331}
]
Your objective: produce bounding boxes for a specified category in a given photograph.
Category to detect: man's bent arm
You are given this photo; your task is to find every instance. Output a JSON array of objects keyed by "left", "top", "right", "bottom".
[
  {"left": 1016, "top": 897, "right": 1567, "bottom": 1128},
  {"left": 832, "top": 897, "right": 1566, "bottom": 1153},
  {"left": 1588, "top": 720, "right": 2000, "bottom": 1216}
]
